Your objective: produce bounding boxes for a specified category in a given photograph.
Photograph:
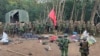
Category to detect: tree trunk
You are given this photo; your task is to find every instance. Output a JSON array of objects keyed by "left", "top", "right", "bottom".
[
  {"left": 90, "top": 0, "right": 99, "bottom": 24},
  {"left": 59, "top": 0, "right": 66, "bottom": 21},
  {"left": 80, "top": 2, "right": 86, "bottom": 23},
  {"left": 57, "top": 1, "right": 62, "bottom": 21},
  {"left": 75, "top": 9, "right": 79, "bottom": 21},
  {"left": 69, "top": 0, "right": 76, "bottom": 22}
]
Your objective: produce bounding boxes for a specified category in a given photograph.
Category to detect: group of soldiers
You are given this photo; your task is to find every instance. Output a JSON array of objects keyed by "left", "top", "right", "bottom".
[
  {"left": 56, "top": 20, "right": 100, "bottom": 36},
  {"left": 57, "top": 34, "right": 89, "bottom": 56},
  {"left": 5, "top": 22, "right": 32, "bottom": 36},
  {"left": 0, "top": 20, "right": 99, "bottom": 37}
]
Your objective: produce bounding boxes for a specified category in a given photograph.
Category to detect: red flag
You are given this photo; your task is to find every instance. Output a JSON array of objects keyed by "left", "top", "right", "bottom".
[{"left": 48, "top": 9, "right": 57, "bottom": 26}]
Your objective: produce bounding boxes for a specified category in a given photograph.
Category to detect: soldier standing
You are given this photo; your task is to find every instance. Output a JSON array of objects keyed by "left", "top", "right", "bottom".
[
  {"left": 74, "top": 21, "right": 78, "bottom": 33},
  {"left": 69, "top": 20, "right": 74, "bottom": 34},
  {"left": 19, "top": 22, "right": 25, "bottom": 36},
  {"left": 90, "top": 23, "right": 96, "bottom": 35},
  {"left": 79, "top": 38, "right": 89, "bottom": 56},
  {"left": 81, "top": 21, "right": 86, "bottom": 33},
  {"left": 96, "top": 23, "right": 100, "bottom": 35},
  {"left": 15, "top": 21, "right": 19, "bottom": 35},
  {"left": 78, "top": 21, "right": 82, "bottom": 34},
  {"left": 57, "top": 34, "right": 70, "bottom": 56},
  {"left": 86, "top": 21, "right": 91, "bottom": 33},
  {"left": 65, "top": 21, "right": 69, "bottom": 33},
  {"left": 0, "top": 22, "right": 3, "bottom": 39}
]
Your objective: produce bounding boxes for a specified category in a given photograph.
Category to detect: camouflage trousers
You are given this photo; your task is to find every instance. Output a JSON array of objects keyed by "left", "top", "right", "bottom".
[
  {"left": 81, "top": 53, "right": 88, "bottom": 56},
  {"left": 80, "top": 48, "right": 89, "bottom": 56},
  {"left": 61, "top": 48, "right": 68, "bottom": 56}
]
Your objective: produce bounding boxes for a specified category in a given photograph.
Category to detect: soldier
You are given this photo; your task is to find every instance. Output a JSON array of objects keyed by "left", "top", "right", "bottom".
[
  {"left": 96, "top": 23, "right": 100, "bottom": 35},
  {"left": 45, "top": 22, "right": 51, "bottom": 33},
  {"left": 69, "top": 20, "right": 74, "bottom": 34},
  {"left": 0, "top": 22, "right": 3, "bottom": 39},
  {"left": 23, "top": 23, "right": 29, "bottom": 33},
  {"left": 57, "top": 34, "right": 70, "bottom": 56},
  {"left": 78, "top": 21, "right": 82, "bottom": 34},
  {"left": 15, "top": 21, "right": 20, "bottom": 35},
  {"left": 64, "top": 21, "right": 69, "bottom": 33},
  {"left": 79, "top": 38, "right": 89, "bottom": 56},
  {"left": 81, "top": 21, "right": 86, "bottom": 33},
  {"left": 86, "top": 21, "right": 91, "bottom": 33},
  {"left": 74, "top": 21, "right": 78, "bottom": 33},
  {"left": 19, "top": 22, "right": 25, "bottom": 36},
  {"left": 90, "top": 23, "right": 96, "bottom": 36}
]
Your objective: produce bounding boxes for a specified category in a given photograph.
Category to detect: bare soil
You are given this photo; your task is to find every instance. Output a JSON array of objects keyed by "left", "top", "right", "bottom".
[{"left": 0, "top": 36, "right": 100, "bottom": 56}]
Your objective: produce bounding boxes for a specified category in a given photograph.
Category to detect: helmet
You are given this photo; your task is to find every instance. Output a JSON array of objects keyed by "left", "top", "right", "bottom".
[
  {"left": 64, "top": 34, "right": 68, "bottom": 37},
  {"left": 83, "top": 38, "right": 87, "bottom": 41}
]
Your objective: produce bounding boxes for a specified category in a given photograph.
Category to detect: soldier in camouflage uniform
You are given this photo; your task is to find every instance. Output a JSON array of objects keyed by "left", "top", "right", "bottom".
[
  {"left": 96, "top": 23, "right": 100, "bottom": 35},
  {"left": 23, "top": 23, "right": 29, "bottom": 33},
  {"left": 19, "top": 22, "right": 25, "bottom": 36},
  {"left": 32, "top": 21, "right": 37, "bottom": 33},
  {"left": 74, "top": 21, "right": 78, "bottom": 33},
  {"left": 86, "top": 21, "right": 91, "bottom": 33},
  {"left": 14, "top": 21, "right": 20, "bottom": 35},
  {"left": 69, "top": 20, "right": 74, "bottom": 34},
  {"left": 65, "top": 21, "right": 69, "bottom": 33},
  {"left": 90, "top": 23, "right": 96, "bottom": 35},
  {"left": 60, "top": 21, "right": 65, "bottom": 33},
  {"left": 81, "top": 21, "right": 86, "bottom": 33},
  {"left": 79, "top": 38, "right": 89, "bottom": 56},
  {"left": 4, "top": 23, "right": 9, "bottom": 34},
  {"left": 10, "top": 24, "right": 15, "bottom": 37},
  {"left": 0, "top": 22, "right": 3, "bottom": 39},
  {"left": 77, "top": 21, "right": 82, "bottom": 34},
  {"left": 57, "top": 34, "right": 70, "bottom": 56}
]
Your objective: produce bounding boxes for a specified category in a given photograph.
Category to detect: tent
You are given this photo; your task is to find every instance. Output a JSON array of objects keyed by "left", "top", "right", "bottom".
[{"left": 5, "top": 9, "right": 29, "bottom": 23}]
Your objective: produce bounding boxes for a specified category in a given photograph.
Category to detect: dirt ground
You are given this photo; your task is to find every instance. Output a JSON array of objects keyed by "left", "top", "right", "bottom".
[{"left": 0, "top": 36, "right": 100, "bottom": 56}]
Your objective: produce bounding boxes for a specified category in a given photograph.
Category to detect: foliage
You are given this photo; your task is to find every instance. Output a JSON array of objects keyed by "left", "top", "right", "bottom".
[{"left": 0, "top": 0, "right": 99, "bottom": 23}]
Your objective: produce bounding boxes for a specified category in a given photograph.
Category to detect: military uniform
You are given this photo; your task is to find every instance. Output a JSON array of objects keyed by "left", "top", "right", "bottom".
[
  {"left": 86, "top": 21, "right": 91, "bottom": 33},
  {"left": 0, "top": 22, "right": 3, "bottom": 39},
  {"left": 69, "top": 20, "right": 74, "bottom": 34},
  {"left": 96, "top": 23, "right": 100, "bottom": 35},
  {"left": 19, "top": 22, "right": 25, "bottom": 36},
  {"left": 90, "top": 24, "right": 96, "bottom": 35},
  {"left": 57, "top": 35, "right": 70, "bottom": 56},
  {"left": 79, "top": 39, "right": 89, "bottom": 56},
  {"left": 65, "top": 21, "right": 70, "bottom": 33},
  {"left": 81, "top": 22, "right": 86, "bottom": 33},
  {"left": 78, "top": 21, "right": 82, "bottom": 34}
]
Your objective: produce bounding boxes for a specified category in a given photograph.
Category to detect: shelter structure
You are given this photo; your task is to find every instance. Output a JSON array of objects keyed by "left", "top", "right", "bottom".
[{"left": 5, "top": 9, "right": 29, "bottom": 23}]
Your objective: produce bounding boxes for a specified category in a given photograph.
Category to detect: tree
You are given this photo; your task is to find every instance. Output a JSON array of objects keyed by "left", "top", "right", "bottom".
[{"left": 90, "top": 0, "right": 99, "bottom": 24}]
